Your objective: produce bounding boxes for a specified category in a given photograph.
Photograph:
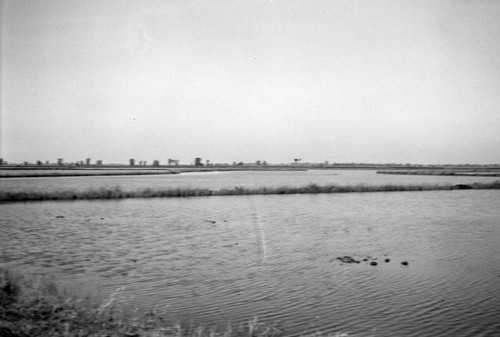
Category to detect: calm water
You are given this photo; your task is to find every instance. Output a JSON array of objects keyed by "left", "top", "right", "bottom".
[
  {"left": 1, "top": 169, "right": 500, "bottom": 193},
  {"left": 1, "top": 171, "right": 500, "bottom": 336}
]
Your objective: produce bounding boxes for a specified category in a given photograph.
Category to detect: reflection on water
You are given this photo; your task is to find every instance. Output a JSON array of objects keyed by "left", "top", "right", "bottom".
[{"left": 1, "top": 189, "right": 500, "bottom": 336}]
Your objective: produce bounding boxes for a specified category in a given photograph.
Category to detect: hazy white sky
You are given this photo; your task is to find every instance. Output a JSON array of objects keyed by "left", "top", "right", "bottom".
[{"left": 1, "top": 0, "right": 500, "bottom": 165}]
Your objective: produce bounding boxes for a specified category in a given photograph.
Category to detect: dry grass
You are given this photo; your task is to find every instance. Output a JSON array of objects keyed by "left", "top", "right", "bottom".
[{"left": 1, "top": 268, "right": 284, "bottom": 337}]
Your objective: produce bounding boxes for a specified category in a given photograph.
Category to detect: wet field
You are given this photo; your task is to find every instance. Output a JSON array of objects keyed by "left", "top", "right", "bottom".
[{"left": 1, "top": 170, "right": 500, "bottom": 336}]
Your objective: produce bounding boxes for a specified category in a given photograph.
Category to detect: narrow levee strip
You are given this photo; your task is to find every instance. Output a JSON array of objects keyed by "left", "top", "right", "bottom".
[
  {"left": 377, "top": 170, "right": 500, "bottom": 177},
  {"left": 0, "top": 170, "right": 179, "bottom": 178},
  {"left": 1, "top": 181, "right": 499, "bottom": 202}
]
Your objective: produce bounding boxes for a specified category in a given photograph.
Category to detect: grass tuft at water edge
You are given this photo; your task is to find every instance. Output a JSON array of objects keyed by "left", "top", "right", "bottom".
[{"left": 1, "top": 268, "right": 285, "bottom": 337}]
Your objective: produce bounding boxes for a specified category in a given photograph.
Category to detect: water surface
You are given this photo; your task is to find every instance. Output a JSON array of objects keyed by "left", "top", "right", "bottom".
[
  {"left": 1, "top": 186, "right": 499, "bottom": 336},
  {"left": 1, "top": 169, "right": 499, "bottom": 194}
]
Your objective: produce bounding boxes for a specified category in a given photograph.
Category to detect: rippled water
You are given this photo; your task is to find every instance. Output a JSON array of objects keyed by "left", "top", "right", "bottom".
[
  {"left": 1, "top": 169, "right": 499, "bottom": 194},
  {"left": 1, "top": 174, "right": 500, "bottom": 336}
]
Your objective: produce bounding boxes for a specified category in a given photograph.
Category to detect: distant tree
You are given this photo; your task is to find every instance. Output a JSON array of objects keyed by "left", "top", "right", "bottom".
[
  {"left": 168, "top": 158, "right": 179, "bottom": 166},
  {"left": 96, "top": 160, "right": 103, "bottom": 166},
  {"left": 57, "top": 158, "right": 64, "bottom": 166},
  {"left": 153, "top": 160, "right": 160, "bottom": 166},
  {"left": 194, "top": 157, "right": 203, "bottom": 166},
  {"left": 36, "top": 160, "right": 42, "bottom": 166},
  {"left": 130, "top": 158, "right": 135, "bottom": 166},
  {"left": 263, "top": 161, "right": 267, "bottom": 166},
  {"left": 143, "top": 161, "right": 147, "bottom": 166},
  {"left": 0, "top": 158, "right": 4, "bottom": 166},
  {"left": 86, "top": 158, "right": 91, "bottom": 166},
  {"left": 256, "top": 160, "right": 261, "bottom": 166}
]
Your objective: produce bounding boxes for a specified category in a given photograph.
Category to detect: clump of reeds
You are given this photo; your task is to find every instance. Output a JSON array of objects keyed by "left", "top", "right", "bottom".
[
  {"left": 0, "top": 268, "right": 284, "bottom": 337},
  {"left": 1, "top": 181, "right": 499, "bottom": 202}
]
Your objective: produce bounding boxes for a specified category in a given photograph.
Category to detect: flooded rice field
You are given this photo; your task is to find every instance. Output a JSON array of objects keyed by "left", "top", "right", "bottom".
[
  {"left": 1, "top": 169, "right": 500, "bottom": 194},
  {"left": 1, "top": 171, "right": 500, "bottom": 336}
]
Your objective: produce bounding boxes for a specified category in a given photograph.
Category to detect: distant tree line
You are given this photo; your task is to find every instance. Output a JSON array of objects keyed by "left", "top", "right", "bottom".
[{"left": 3, "top": 157, "right": 499, "bottom": 169}]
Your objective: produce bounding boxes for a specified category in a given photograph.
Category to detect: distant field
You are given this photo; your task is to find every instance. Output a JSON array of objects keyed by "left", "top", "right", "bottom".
[
  {"left": 2, "top": 164, "right": 500, "bottom": 178},
  {"left": 0, "top": 166, "right": 310, "bottom": 178},
  {"left": 377, "top": 169, "right": 500, "bottom": 177},
  {"left": 0, "top": 169, "right": 178, "bottom": 178}
]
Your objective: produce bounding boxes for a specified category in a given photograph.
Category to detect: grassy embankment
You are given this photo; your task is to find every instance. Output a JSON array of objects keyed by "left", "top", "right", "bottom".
[
  {"left": 1, "top": 181, "right": 500, "bottom": 202},
  {"left": 0, "top": 269, "right": 284, "bottom": 337},
  {"left": 377, "top": 169, "right": 500, "bottom": 177}
]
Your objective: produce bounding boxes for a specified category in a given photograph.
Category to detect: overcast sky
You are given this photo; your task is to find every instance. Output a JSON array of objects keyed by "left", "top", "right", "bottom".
[{"left": 2, "top": 0, "right": 500, "bottom": 165}]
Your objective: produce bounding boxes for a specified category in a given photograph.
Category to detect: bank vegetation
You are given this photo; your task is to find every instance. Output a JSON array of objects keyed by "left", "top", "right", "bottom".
[
  {"left": 377, "top": 170, "right": 500, "bottom": 177},
  {"left": 1, "top": 268, "right": 285, "bottom": 337},
  {"left": 1, "top": 181, "right": 499, "bottom": 202}
]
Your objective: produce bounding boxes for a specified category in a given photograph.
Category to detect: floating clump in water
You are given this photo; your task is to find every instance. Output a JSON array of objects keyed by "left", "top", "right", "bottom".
[
  {"left": 338, "top": 255, "right": 403, "bottom": 267},
  {"left": 336, "top": 256, "right": 360, "bottom": 264}
]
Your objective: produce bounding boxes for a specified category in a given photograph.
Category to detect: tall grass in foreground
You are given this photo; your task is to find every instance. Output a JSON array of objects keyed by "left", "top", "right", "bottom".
[
  {"left": 1, "top": 181, "right": 500, "bottom": 202},
  {"left": 1, "top": 268, "right": 286, "bottom": 337}
]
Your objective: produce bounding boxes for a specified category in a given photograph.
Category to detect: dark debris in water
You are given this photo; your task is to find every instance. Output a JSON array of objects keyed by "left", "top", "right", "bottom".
[
  {"left": 336, "top": 256, "right": 360, "bottom": 264},
  {"left": 336, "top": 255, "right": 410, "bottom": 267},
  {"left": 453, "top": 184, "right": 473, "bottom": 190}
]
